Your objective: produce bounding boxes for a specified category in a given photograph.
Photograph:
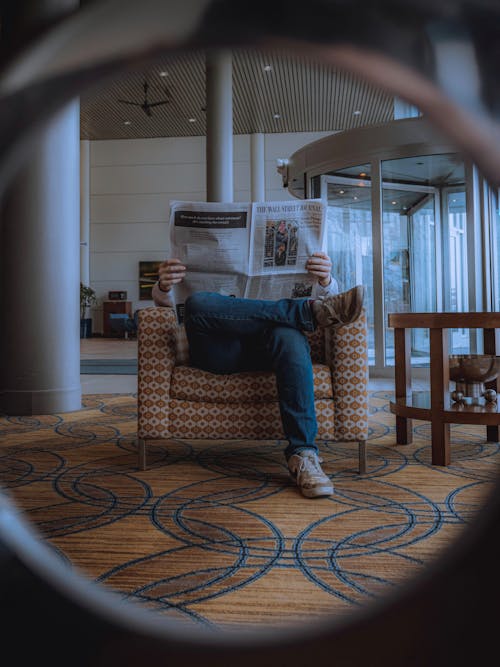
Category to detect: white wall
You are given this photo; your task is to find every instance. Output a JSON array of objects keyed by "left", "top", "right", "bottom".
[{"left": 88, "top": 131, "right": 331, "bottom": 332}]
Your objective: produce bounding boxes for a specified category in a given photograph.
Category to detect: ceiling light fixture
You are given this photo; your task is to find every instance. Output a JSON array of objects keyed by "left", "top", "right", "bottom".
[
  {"left": 273, "top": 113, "right": 280, "bottom": 119},
  {"left": 263, "top": 65, "right": 272, "bottom": 72},
  {"left": 353, "top": 110, "right": 361, "bottom": 115},
  {"left": 188, "top": 118, "right": 196, "bottom": 123},
  {"left": 124, "top": 120, "right": 131, "bottom": 125},
  {"left": 359, "top": 172, "right": 367, "bottom": 177},
  {"left": 159, "top": 71, "right": 169, "bottom": 77}
]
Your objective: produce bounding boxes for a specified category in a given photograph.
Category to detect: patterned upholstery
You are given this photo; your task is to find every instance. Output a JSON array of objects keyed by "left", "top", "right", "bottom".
[
  {"left": 170, "top": 364, "right": 334, "bottom": 403},
  {"left": 137, "top": 306, "right": 369, "bottom": 468}
]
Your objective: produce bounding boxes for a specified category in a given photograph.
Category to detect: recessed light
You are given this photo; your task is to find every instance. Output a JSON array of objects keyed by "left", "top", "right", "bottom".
[
  {"left": 353, "top": 110, "right": 361, "bottom": 116},
  {"left": 353, "top": 196, "right": 358, "bottom": 200},
  {"left": 124, "top": 120, "right": 131, "bottom": 125},
  {"left": 339, "top": 190, "right": 345, "bottom": 194},
  {"left": 188, "top": 118, "right": 197, "bottom": 123},
  {"left": 273, "top": 113, "right": 280, "bottom": 119},
  {"left": 391, "top": 201, "right": 397, "bottom": 205},
  {"left": 159, "top": 71, "right": 169, "bottom": 77},
  {"left": 263, "top": 65, "right": 272, "bottom": 72}
]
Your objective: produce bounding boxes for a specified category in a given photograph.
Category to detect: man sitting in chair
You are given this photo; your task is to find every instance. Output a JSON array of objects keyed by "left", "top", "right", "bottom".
[{"left": 152, "top": 252, "right": 364, "bottom": 499}]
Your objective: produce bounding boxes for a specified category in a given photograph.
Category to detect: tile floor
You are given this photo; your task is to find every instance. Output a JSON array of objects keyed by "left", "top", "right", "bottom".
[
  {"left": 80, "top": 337, "right": 137, "bottom": 360},
  {"left": 80, "top": 337, "right": 138, "bottom": 394}
]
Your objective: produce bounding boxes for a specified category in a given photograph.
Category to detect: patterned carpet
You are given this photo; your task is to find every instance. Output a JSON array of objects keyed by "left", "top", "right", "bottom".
[{"left": 1, "top": 391, "right": 499, "bottom": 633}]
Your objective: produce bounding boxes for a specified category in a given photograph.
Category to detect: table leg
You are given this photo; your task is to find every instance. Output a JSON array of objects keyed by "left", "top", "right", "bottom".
[
  {"left": 431, "top": 421, "right": 451, "bottom": 466},
  {"left": 484, "top": 328, "right": 500, "bottom": 443},
  {"left": 394, "top": 327, "right": 412, "bottom": 444},
  {"left": 430, "top": 327, "right": 450, "bottom": 466},
  {"left": 396, "top": 416, "right": 412, "bottom": 444}
]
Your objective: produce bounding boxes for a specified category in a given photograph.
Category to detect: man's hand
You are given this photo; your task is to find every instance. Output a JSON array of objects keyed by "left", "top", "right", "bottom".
[
  {"left": 306, "top": 252, "right": 332, "bottom": 287},
  {"left": 158, "top": 258, "right": 186, "bottom": 292}
]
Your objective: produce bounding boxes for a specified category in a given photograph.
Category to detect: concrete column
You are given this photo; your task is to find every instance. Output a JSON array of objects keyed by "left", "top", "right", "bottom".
[
  {"left": 206, "top": 50, "right": 233, "bottom": 202},
  {"left": 0, "top": 101, "right": 82, "bottom": 414},
  {"left": 250, "top": 133, "right": 265, "bottom": 201},
  {"left": 80, "top": 139, "right": 90, "bottom": 285}
]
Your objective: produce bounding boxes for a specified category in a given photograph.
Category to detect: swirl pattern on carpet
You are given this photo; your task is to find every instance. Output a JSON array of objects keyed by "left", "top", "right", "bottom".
[{"left": 1, "top": 391, "right": 498, "bottom": 631}]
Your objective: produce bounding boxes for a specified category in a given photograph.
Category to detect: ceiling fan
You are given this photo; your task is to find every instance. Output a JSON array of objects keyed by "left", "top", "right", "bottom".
[{"left": 117, "top": 80, "right": 171, "bottom": 117}]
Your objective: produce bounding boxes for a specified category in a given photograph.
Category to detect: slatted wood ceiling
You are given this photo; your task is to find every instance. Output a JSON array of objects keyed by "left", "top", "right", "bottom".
[{"left": 80, "top": 48, "right": 394, "bottom": 140}]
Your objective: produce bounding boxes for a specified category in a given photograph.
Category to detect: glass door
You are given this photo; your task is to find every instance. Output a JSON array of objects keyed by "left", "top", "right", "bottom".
[
  {"left": 442, "top": 188, "right": 469, "bottom": 352},
  {"left": 321, "top": 172, "right": 375, "bottom": 363},
  {"left": 320, "top": 153, "right": 467, "bottom": 372},
  {"left": 382, "top": 186, "right": 438, "bottom": 366},
  {"left": 409, "top": 194, "right": 437, "bottom": 361}
]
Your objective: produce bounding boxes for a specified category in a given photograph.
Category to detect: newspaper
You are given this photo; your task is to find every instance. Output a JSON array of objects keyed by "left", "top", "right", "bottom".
[{"left": 169, "top": 199, "right": 326, "bottom": 318}]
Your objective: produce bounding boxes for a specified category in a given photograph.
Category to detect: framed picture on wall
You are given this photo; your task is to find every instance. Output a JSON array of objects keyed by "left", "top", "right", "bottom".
[{"left": 139, "top": 261, "right": 161, "bottom": 299}]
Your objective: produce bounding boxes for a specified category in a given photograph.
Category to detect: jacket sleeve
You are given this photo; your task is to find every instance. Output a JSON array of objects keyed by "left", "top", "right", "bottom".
[
  {"left": 151, "top": 281, "right": 175, "bottom": 308},
  {"left": 312, "top": 276, "right": 340, "bottom": 299}
]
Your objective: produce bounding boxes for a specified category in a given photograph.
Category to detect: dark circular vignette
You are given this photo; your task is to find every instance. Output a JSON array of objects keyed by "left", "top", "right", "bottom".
[{"left": 1, "top": 1, "right": 500, "bottom": 665}]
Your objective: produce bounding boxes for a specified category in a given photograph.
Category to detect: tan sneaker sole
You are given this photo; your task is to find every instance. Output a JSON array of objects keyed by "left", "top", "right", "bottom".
[
  {"left": 288, "top": 472, "right": 334, "bottom": 498},
  {"left": 299, "top": 482, "right": 334, "bottom": 498}
]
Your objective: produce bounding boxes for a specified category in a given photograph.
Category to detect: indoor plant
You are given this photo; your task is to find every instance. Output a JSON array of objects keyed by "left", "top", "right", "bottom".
[{"left": 80, "top": 282, "right": 97, "bottom": 338}]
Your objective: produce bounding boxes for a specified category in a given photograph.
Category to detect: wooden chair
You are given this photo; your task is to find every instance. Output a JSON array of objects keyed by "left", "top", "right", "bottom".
[{"left": 136, "top": 307, "right": 369, "bottom": 472}]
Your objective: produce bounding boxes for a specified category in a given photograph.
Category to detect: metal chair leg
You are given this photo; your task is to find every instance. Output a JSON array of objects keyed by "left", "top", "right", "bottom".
[
  {"left": 358, "top": 440, "right": 367, "bottom": 474},
  {"left": 137, "top": 438, "right": 146, "bottom": 470}
]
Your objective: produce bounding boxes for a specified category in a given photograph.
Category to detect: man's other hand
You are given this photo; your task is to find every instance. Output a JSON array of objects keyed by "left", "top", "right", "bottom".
[
  {"left": 306, "top": 252, "right": 332, "bottom": 287},
  {"left": 158, "top": 258, "right": 186, "bottom": 292}
]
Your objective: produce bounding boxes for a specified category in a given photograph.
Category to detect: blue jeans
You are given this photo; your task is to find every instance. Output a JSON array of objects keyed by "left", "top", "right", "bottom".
[{"left": 183, "top": 292, "right": 318, "bottom": 459}]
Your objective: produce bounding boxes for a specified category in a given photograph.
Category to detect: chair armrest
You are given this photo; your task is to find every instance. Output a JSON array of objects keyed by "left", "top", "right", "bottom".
[
  {"left": 325, "top": 309, "right": 369, "bottom": 441},
  {"left": 137, "top": 306, "right": 177, "bottom": 438}
]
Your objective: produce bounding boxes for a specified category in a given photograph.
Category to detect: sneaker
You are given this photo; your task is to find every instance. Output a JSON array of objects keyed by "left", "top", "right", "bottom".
[
  {"left": 312, "top": 285, "right": 365, "bottom": 329},
  {"left": 287, "top": 451, "right": 334, "bottom": 498}
]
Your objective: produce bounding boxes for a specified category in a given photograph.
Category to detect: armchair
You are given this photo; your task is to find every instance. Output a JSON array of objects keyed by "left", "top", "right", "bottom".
[{"left": 137, "top": 307, "right": 369, "bottom": 472}]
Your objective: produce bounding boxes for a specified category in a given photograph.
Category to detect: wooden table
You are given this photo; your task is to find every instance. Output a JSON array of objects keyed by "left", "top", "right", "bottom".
[{"left": 388, "top": 312, "right": 500, "bottom": 466}]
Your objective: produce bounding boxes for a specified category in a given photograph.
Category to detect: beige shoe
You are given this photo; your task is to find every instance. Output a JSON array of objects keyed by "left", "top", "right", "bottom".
[
  {"left": 313, "top": 285, "right": 365, "bottom": 328},
  {"left": 287, "top": 451, "right": 334, "bottom": 498}
]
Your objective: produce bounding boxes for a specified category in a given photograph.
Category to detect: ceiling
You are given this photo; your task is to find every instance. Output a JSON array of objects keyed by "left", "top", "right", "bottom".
[{"left": 80, "top": 48, "right": 396, "bottom": 140}]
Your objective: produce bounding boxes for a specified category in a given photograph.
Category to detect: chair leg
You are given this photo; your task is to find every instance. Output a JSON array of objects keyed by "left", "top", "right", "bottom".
[
  {"left": 137, "top": 438, "right": 147, "bottom": 471},
  {"left": 358, "top": 440, "right": 367, "bottom": 474}
]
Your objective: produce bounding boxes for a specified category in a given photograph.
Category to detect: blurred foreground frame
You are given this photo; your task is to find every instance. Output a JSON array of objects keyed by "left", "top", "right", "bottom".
[{"left": 1, "top": 0, "right": 500, "bottom": 665}]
